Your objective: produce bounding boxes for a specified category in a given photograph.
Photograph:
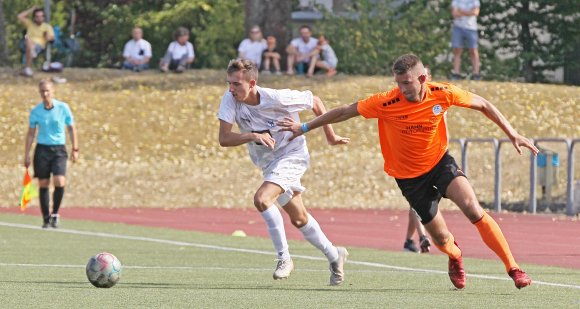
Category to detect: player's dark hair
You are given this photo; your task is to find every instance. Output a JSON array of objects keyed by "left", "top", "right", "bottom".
[
  {"left": 392, "top": 54, "right": 423, "bottom": 75},
  {"left": 299, "top": 25, "right": 311, "bottom": 32},
  {"left": 33, "top": 8, "right": 44, "bottom": 18},
  {"left": 227, "top": 59, "right": 258, "bottom": 81},
  {"left": 174, "top": 27, "right": 189, "bottom": 40}
]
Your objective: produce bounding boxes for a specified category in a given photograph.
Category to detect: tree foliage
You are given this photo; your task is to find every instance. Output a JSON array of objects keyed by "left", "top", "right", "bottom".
[
  {"left": 479, "top": 0, "right": 580, "bottom": 82},
  {"left": 317, "top": 0, "right": 452, "bottom": 76},
  {"left": 62, "top": 0, "right": 244, "bottom": 68},
  {"left": 0, "top": 0, "right": 9, "bottom": 65}
]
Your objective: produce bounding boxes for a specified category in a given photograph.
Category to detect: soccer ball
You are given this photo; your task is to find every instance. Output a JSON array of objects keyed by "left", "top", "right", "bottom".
[{"left": 86, "top": 252, "right": 122, "bottom": 288}]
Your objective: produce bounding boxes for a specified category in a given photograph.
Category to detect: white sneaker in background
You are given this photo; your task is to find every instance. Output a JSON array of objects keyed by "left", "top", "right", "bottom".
[{"left": 22, "top": 67, "right": 33, "bottom": 77}]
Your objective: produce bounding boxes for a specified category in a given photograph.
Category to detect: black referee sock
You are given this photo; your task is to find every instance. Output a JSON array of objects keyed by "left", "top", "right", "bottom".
[
  {"left": 52, "top": 187, "right": 65, "bottom": 215},
  {"left": 39, "top": 188, "right": 50, "bottom": 223}
]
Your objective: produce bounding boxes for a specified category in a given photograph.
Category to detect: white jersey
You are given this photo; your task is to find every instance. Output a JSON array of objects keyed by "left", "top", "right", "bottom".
[{"left": 218, "top": 86, "right": 313, "bottom": 170}]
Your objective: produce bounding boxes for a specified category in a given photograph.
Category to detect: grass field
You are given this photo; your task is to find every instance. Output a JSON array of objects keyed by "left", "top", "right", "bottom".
[
  {"left": 1, "top": 213, "right": 579, "bottom": 308},
  {"left": 0, "top": 69, "right": 579, "bottom": 210}
]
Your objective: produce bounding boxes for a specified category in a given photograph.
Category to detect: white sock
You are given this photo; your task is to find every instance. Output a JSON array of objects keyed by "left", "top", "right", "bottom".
[
  {"left": 299, "top": 213, "right": 338, "bottom": 262},
  {"left": 260, "top": 206, "right": 290, "bottom": 260}
]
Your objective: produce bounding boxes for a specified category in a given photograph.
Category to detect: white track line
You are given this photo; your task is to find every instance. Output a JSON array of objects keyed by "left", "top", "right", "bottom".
[
  {"left": 1, "top": 221, "right": 579, "bottom": 290},
  {"left": 0, "top": 263, "right": 382, "bottom": 273}
]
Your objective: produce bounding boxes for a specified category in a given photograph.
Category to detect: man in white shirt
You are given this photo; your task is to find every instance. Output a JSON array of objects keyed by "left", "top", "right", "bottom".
[
  {"left": 122, "top": 27, "right": 152, "bottom": 72},
  {"left": 451, "top": 0, "right": 481, "bottom": 80},
  {"left": 237, "top": 25, "right": 267, "bottom": 69},
  {"left": 286, "top": 25, "right": 318, "bottom": 75},
  {"left": 218, "top": 59, "right": 350, "bottom": 285}
]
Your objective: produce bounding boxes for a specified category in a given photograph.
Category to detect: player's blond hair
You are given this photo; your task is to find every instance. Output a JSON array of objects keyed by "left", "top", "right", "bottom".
[
  {"left": 227, "top": 59, "right": 258, "bottom": 81},
  {"left": 38, "top": 78, "right": 54, "bottom": 88}
]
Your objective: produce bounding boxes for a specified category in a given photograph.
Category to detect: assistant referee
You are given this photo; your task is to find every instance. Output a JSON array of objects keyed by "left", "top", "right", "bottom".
[{"left": 24, "top": 79, "right": 78, "bottom": 228}]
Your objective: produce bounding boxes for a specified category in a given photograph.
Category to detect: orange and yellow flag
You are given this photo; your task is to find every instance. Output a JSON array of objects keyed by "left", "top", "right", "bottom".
[{"left": 20, "top": 168, "right": 37, "bottom": 211}]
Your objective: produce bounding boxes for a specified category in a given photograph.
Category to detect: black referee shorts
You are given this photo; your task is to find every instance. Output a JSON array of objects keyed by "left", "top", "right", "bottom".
[
  {"left": 395, "top": 152, "right": 466, "bottom": 224},
  {"left": 33, "top": 144, "right": 68, "bottom": 179}
]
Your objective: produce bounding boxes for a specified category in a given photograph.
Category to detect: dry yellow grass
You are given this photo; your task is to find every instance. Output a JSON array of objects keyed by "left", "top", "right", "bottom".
[{"left": 0, "top": 68, "right": 578, "bottom": 210}]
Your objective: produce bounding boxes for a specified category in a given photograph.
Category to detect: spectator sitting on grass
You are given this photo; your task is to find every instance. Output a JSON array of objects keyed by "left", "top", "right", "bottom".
[
  {"left": 286, "top": 25, "right": 318, "bottom": 75},
  {"left": 17, "top": 6, "right": 54, "bottom": 77},
  {"left": 238, "top": 25, "right": 267, "bottom": 70},
  {"left": 306, "top": 35, "right": 337, "bottom": 78},
  {"left": 122, "top": 27, "right": 152, "bottom": 72},
  {"left": 159, "top": 27, "right": 195, "bottom": 73},
  {"left": 262, "top": 35, "right": 281, "bottom": 75}
]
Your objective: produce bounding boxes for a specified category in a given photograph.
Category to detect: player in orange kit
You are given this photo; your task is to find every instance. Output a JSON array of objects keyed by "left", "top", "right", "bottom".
[{"left": 279, "top": 53, "right": 537, "bottom": 290}]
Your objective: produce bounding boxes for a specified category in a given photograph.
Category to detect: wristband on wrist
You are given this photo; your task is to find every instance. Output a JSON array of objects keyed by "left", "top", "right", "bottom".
[{"left": 301, "top": 122, "right": 309, "bottom": 133}]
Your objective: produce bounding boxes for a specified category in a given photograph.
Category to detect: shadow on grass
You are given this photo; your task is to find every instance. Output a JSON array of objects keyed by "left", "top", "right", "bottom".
[{"left": 0, "top": 280, "right": 88, "bottom": 286}]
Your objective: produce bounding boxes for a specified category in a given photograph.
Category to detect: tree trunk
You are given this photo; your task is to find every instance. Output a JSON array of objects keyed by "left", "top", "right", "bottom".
[
  {"left": 519, "top": 0, "right": 536, "bottom": 83},
  {"left": 0, "top": 0, "right": 9, "bottom": 66},
  {"left": 245, "top": 0, "right": 291, "bottom": 69}
]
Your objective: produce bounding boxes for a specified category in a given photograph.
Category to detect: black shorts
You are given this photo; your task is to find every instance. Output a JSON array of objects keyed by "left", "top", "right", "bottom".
[
  {"left": 33, "top": 144, "right": 68, "bottom": 179},
  {"left": 395, "top": 152, "right": 465, "bottom": 224}
]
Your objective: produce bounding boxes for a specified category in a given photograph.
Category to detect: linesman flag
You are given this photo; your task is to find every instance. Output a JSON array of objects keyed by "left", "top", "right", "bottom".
[{"left": 20, "top": 168, "right": 38, "bottom": 211}]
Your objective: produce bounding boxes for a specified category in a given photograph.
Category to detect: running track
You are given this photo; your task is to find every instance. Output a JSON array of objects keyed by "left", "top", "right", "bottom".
[{"left": 1, "top": 207, "right": 578, "bottom": 269}]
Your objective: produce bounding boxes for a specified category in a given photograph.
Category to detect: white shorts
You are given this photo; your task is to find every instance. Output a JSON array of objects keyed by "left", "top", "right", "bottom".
[{"left": 263, "top": 155, "right": 309, "bottom": 206}]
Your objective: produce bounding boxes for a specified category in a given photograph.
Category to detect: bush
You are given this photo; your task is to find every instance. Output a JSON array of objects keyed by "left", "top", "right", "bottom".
[
  {"left": 317, "top": 0, "right": 452, "bottom": 76},
  {"left": 62, "top": 0, "right": 243, "bottom": 68}
]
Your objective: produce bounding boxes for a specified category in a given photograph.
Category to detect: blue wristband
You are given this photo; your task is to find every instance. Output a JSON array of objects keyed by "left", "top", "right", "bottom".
[{"left": 301, "top": 122, "right": 309, "bottom": 133}]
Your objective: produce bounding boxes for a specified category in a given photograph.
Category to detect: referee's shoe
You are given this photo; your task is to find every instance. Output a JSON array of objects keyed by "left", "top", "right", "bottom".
[{"left": 49, "top": 214, "right": 60, "bottom": 228}]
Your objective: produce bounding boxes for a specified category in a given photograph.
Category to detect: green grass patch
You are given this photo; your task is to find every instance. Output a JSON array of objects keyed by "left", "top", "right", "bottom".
[{"left": 0, "top": 213, "right": 579, "bottom": 308}]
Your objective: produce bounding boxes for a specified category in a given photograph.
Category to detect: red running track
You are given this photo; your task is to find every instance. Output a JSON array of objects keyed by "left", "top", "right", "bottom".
[{"left": 1, "top": 207, "right": 579, "bottom": 269}]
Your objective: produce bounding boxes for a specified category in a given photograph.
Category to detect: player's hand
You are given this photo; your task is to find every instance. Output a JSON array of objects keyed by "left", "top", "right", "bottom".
[
  {"left": 327, "top": 134, "right": 350, "bottom": 146},
  {"left": 24, "top": 155, "right": 31, "bottom": 168},
  {"left": 253, "top": 132, "right": 276, "bottom": 149},
  {"left": 511, "top": 134, "right": 539, "bottom": 156},
  {"left": 71, "top": 150, "right": 79, "bottom": 163},
  {"left": 278, "top": 117, "right": 304, "bottom": 141}
]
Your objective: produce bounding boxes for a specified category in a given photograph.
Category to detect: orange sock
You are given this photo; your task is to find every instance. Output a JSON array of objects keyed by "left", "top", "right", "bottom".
[
  {"left": 474, "top": 213, "right": 519, "bottom": 272},
  {"left": 434, "top": 232, "right": 462, "bottom": 260}
]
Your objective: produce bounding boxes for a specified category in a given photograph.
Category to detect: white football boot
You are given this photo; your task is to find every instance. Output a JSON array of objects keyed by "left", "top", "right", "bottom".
[
  {"left": 329, "top": 247, "right": 349, "bottom": 286},
  {"left": 273, "top": 258, "right": 294, "bottom": 280}
]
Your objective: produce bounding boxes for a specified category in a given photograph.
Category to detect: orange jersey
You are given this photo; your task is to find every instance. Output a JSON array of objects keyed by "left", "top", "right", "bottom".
[{"left": 357, "top": 82, "right": 473, "bottom": 179}]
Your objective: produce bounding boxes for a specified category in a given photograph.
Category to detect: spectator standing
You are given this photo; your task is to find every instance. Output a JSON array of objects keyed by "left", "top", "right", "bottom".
[{"left": 451, "top": 0, "right": 481, "bottom": 80}]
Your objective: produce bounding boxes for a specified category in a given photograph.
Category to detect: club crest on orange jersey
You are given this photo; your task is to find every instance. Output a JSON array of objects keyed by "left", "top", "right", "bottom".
[{"left": 432, "top": 104, "right": 442, "bottom": 115}]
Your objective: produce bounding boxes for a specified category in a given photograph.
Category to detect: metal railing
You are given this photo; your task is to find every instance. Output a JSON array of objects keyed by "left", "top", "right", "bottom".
[{"left": 449, "top": 138, "right": 579, "bottom": 216}]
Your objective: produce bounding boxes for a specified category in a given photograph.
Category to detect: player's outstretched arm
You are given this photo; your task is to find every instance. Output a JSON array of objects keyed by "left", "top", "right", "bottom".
[
  {"left": 218, "top": 120, "right": 275, "bottom": 149},
  {"left": 311, "top": 96, "right": 350, "bottom": 146},
  {"left": 469, "top": 94, "right": 539, "bottom": 156},
  {"left": 279, "top": 102, "right": 360, "bottom": 141}
]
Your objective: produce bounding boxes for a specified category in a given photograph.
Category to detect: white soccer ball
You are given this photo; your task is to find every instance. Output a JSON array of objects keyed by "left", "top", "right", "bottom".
[{"left": 86, "top": 252, "right": 122, "bottom": 288}]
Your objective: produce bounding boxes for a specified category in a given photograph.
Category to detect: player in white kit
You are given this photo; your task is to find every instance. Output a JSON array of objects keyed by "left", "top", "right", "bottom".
[{"left": 218, "top": 59, "right": 350, "bottom": 285}]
